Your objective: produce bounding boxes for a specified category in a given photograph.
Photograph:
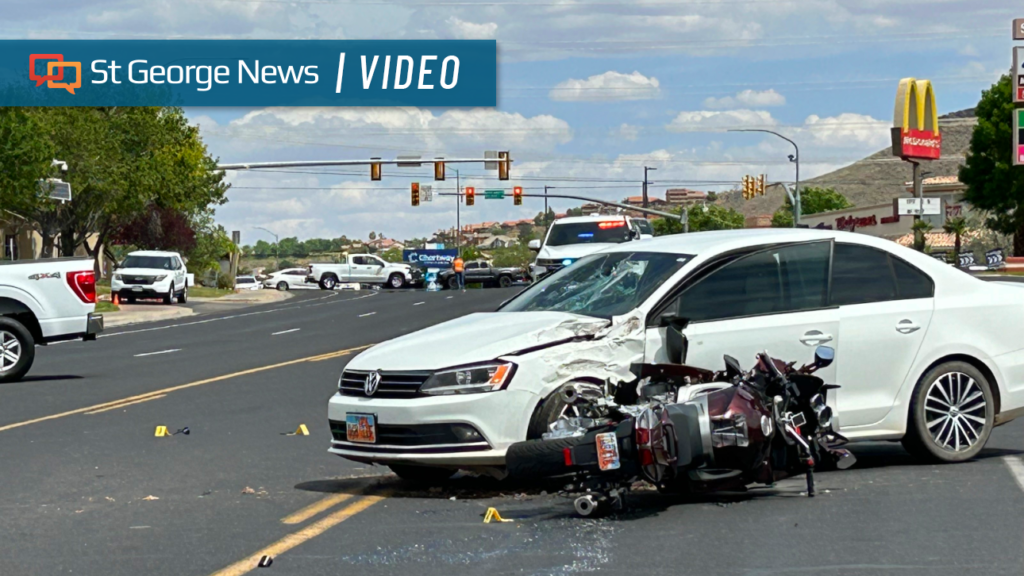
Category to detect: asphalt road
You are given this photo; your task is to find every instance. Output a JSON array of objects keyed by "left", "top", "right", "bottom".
[{"left": 1, "top": 286, "right": 1023, "bottom": 576}]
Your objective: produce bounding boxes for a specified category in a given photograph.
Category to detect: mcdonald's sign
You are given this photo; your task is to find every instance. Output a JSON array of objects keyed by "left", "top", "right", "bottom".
[{"left": 891, "top": 78, "right": 941, "bottom": 160}]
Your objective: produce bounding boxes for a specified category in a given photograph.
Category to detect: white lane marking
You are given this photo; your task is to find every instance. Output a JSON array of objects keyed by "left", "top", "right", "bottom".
[
  {"left": 358, "top": 312, "right": 376, "bottom": 317},
  {"left": 446, "top": 296, "right": 453, "bottom": 299},
  {"left": 413, "top": 302, "right": 425, "bottom": 306},
  {"left": 98, "top": 292, "right": 375, "bottom": 339},
  {"left": 1005, "top": 456, "right": 1024, "bottom": 493},
  {"left": 272, "top": 328, "right": 301, "bottom": 336},
  {"left": 134, "top": 349, "right": 180, "bottom": 357}
]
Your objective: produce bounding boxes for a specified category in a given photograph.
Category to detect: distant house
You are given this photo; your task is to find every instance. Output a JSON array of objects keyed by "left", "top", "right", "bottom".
[
  {"left": 665, "top": 188, "right": 707, "bottom": 206},
  {"left": 366, "top": 238, "right": 405, "bottom": 251},
  {"left": 623, "top": 195, "right": 666, "bottom": 208},
  {"left": 745, "top": 214, "right": 773, "bottom": 228},
  {"left": 479, "top": 235, "right": 514, "bottom": 249}
]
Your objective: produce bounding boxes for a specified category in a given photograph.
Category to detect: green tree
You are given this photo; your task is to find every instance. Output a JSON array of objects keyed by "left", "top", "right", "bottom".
[
  {"left": 368, "top": 231, "right": 377, "bottom": 241},
  {"left": 380, "top": 247, "right": 404, "bottom": 262},
  {"left": 491, "top": 243, "right": 534, "bottom": 268},
  {"left": 534, "top": 208, "right": 555, "bottom": 227},
  {"left": 771, "top": 187, "right": 852, "bottom": 228},
  {"left": 943, "top": 216, "right": 969, "bottom": 255},
  {"left": 460, "top": 245, "right": 483, "bottom": 260},
  {"left": 652, "top": 205, "right": 745, "bottom": 236},
  {"left": 184, "top": 211, "right": 233, "bottom": 279},
  {"left": 912, "top": 219, "right": 933, "bottom": 252},
  {"left": 960, "top": 74, "right": 1024, "bottom": 255}
]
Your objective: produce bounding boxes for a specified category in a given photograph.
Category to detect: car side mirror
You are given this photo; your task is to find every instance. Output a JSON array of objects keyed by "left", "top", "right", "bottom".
[
  {"left": 528, "top": 239, "right": 541, "bottom": 251},
  {"left": 813, "top": 345, "right": 835, "bottom": 370},
  {"left": 659, "top": 313, "right": 689, "bottom": 365}
]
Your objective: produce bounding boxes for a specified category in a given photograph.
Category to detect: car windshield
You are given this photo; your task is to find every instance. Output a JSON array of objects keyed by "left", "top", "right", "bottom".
[
  {"left": 545, "top": 220, "right": 633, "bottom": 246},
  {"left": 501, "top": 251, "right": 691, "bottom": 319},
  {"left": 122, "top": 255, "right": 174, "bottom": 270}
]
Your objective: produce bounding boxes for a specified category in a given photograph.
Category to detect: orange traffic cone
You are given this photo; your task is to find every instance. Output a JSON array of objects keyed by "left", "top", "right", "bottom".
[{"left": 112, "top": 293, "right": 120, "bottom": 306}]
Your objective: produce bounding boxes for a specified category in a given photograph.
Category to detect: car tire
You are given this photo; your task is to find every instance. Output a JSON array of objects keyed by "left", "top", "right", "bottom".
[
  {"left": 527, "top": 385, "right": 581, "bottom": 439},
  {"left": 276, "top": 281, "right": 289, "bottom": 291},
  {"left": 388, "top": 273, "right": 405, "bottom": 289},
  {"left": 506, "top": 435, "right": 590, "bottom": 480},
  {"left": 902, "top": 361, "right": 994, "bottom": 463},
  {"left": 319, "top": 275, "right": 338, "bottom": 290},
  {"left": 447, "top": 276, "right": 460, "bottom": 290},
  {"left": 387, "top": 464, "right": 456, "bottom": 485},
  {"left": 0, "top": 316, "right": 35, "bottom": 384},
  {"left": 177, "top": 282, "right": 188, "bottom": 304},
  {"left": 498, "top": 275, "right": 513, "bottom": 288},
  {"left": 163, "top": 285, "right": 174, "bottom": 305}
]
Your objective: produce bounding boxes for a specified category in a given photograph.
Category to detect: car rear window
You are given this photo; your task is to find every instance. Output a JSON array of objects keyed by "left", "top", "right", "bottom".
[{"left": 546, "top": 220, "right": 633, "bottom": 246}]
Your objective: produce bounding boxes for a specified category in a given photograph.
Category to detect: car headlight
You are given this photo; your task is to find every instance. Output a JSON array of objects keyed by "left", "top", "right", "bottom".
[
  {"left": 114, "top": 274, "right": 122, "bottom": 281},
  {"left": 154, "top": 275, "right": 168, "bottom": 282},
  {"left": 420, "top": 363, "right": 515, "bottom": 395}
]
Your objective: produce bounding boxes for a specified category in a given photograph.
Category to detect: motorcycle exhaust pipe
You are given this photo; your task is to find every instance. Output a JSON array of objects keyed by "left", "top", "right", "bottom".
[{"left": 560, "top": 382, "right": 605, "bottom": 406}]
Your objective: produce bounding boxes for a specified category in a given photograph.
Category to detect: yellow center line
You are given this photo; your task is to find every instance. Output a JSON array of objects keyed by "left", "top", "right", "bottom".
[
  {"left": 280, "top": 492, "right": 355, "bottom": 525},
  {"left": 0, "top": 344, "right": 374, "bottom": 434},
  {"left": 210, "top": 493, "right": 388, "bottom": 576},
  {"left": 85, "top": 394, "right": 168, "bottom": 415}
]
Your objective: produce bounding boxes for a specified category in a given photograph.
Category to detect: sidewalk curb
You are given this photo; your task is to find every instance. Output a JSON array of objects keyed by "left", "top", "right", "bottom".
[
  {"left": 101, "top": 306, "right": 195, "bottom": 328},
  {"left": 191, "top": 290, "right": 294, "bottom": 304}
]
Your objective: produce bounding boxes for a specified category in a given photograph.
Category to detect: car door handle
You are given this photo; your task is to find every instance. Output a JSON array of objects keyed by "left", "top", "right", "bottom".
[
  {"left": 800, "top": 330, "right": 833, "bottom": 345},
  {"left": 896, "top": 319, "right": 920, "bottom": 334}
]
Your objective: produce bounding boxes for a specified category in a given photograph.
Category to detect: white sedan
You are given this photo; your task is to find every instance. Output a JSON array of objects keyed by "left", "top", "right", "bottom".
[
  {"left": 263, "top": 268, "right": 315, "bottom": 291},
  {"left": 327, "top": 228, "right": 1024, "bottom": 481}
]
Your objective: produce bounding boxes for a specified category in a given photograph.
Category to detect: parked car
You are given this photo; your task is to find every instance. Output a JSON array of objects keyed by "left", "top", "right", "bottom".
[
  {"left": 112, "top": 250, "right": 188, "bottom": 304},
  {"left": 307, "top": 254, "right": 422, "bottom": 290},
  {"left": 235, "top": 276, "right": 262, "bottom": 291},
  {"left": 0, "top": 257, "right": 103, "bottom": 383},
  {"left": 327, "top": 228, "right": 1024, "bottom": 481},
  {"left": 437, "top": 260, "right": 528, "bottom": 289},
  {"left": 529, "top": 215, "right": 648, "bottom": 281},
  {"left": 263, "top": 268, "right": 314, "bottom": 291}
]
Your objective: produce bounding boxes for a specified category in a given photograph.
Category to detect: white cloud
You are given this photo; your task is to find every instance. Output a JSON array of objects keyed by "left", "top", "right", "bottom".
[
  {"left": 703, "top": 89, "right": 786, "bottom": 110},
  {"left": 611, "top": 123, "right": 641, "bottom": 141},
  {"left": 959, "top": 44, "right": 979, "bottom": 57},
  {"left": 801, "top": 113, "right": 889, "bottom": 149},
  {"left": 666, "top": 109, "right": 777, "bottom": 132},
  {"left": 550, "top": 71, "right": 661, "bottom": 102},
  {"left": 446, "top": 16, "right": 497, "bottom": 39}
]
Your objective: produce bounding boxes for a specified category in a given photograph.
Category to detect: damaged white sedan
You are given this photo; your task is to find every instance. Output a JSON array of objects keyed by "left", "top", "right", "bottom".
[{"left": 327, "top": 228, "right": 1024, "bottom": 481}]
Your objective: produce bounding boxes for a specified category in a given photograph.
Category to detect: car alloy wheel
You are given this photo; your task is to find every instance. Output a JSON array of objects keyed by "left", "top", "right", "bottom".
[
  {"left": 390, "top": 274, "right": 404, "bottom": 289},
  {"left": 0, "top": 330, "right": 21, "bottom": 374},
  {"left": 924, "top": 371, "right": 987, "bottom": 452},
  {"left": 277, "top": 281, "right": 289, "bottom": 291}
]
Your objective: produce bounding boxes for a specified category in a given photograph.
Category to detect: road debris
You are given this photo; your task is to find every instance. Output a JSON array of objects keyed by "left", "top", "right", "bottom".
[
  {"left": 241, "top": 487, "right": 256, "bottom": 495},
  {"left": 483, "top": 507, "right": 513, "bottom": 523},
  {"left": 142, "top": 495, "right": 160, "bottom": 501}
]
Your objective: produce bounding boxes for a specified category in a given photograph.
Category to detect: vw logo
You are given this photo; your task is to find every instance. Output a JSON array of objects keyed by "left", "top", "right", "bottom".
[{"left": 364, "top": 370, "right": 382, "bottom": 396}]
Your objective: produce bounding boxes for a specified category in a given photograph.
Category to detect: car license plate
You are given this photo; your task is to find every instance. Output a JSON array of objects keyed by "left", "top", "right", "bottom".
[
  {"left": 346, "top": 413, "right": 376, "bottom": 444},
  {"left": 131, "top": 287, "right": 143, "bottom": 292},
  {"left": 595, "top": 432, "right": 620, "bottom": 471}
]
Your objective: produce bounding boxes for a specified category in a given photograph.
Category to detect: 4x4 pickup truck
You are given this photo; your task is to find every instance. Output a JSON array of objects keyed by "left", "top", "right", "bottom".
[
  {"left": 307, "top": 254, "right": 422, "bottom": 290},
  {"left": 437, "top": 260, "right": 528, "bottom": 289},
  {"left": 0, "top": 257, "right": 103, "bottom": 383}
]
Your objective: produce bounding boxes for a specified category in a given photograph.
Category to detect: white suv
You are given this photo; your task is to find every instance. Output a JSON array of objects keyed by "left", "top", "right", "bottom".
[
  {"left": 112, "top": 250, "right": 188, "bottom": 304},
  {"left": 529, "top": 215, "right": 647, "bottom": 280}
]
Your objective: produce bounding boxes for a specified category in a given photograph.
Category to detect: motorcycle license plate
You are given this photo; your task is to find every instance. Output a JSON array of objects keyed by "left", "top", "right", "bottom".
[
  {"left": 595, "top": 432, "right": 620, "bottom": 471},
  {"left": 346, "top": 413, "right": 377, "bottom": 444}
]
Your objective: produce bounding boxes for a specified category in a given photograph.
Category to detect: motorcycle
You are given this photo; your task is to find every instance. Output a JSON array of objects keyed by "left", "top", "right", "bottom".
[{"left": 506, "top": 346, "right": 856, "bottom": 517}]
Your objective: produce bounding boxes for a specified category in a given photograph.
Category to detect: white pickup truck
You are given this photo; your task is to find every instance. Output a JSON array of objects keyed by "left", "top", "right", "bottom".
[
  {"left": 306, "top": 254, "right": 423, "bottom": 290},
  {"left": 0, "top": 257, "right": 103, "bottom": 383}
]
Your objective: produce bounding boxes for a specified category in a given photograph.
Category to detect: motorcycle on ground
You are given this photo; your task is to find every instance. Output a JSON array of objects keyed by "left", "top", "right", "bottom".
[{"left": 506, "top": 346, "right": 856, "bottom": 517}]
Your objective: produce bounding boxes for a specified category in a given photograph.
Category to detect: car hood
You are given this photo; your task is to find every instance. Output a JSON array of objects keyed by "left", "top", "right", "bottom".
[
  {"left": 116, "top": 267, "right": 172, "bottom": 277},
  {"left": 537, "top": 243, "right": 620, "bottom": 261},
  {"left": 347, "top": 311, "right": 610, "bottom": 371}
]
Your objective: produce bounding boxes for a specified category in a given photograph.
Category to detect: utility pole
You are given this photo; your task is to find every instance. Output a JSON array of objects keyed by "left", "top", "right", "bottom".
[
  {"left": 544, "top": 185, "right": 550, "bottom": 215},
  {"left": 455, "top": 169, "right": 461, "bottom": 258},
  {"left": 643, "top": 166, "right": 656, "bottom": 210}
]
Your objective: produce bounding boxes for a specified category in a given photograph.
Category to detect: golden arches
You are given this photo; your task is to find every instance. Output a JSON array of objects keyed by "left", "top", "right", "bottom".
[{"left": 894, "top": 78, "right": 938, "bottom": 134}]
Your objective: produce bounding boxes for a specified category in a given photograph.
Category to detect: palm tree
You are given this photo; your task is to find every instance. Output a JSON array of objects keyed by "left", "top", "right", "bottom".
[
  {"left": 943, "top": 217, "right": 968, "bottom": 256},
  {"left": 911, "top": 219, "right": 933, "bottom": 252}
]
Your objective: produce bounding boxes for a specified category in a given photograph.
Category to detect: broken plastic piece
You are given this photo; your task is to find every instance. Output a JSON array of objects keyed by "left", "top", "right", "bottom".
[{"left": 483, "top": 507, "right": 513, "bottom": 523}]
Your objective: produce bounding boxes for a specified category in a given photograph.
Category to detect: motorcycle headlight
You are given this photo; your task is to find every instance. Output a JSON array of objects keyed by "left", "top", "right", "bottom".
[
  {"left": 154, "top": 275, "right": 168, "bottom": 282},
  {"left": 420, "top": 363, "right": 515, "bottom": 396}
]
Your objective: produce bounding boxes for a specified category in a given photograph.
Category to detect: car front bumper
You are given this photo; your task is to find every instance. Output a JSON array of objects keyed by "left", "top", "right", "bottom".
[{"left": 326, "top": 387, "right": 537, "bottom": 467}]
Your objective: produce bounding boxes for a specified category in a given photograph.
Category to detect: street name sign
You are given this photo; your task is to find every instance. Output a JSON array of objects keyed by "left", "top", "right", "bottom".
[{"left": 484, "top": 189, "right": 504, "bottom": 199}]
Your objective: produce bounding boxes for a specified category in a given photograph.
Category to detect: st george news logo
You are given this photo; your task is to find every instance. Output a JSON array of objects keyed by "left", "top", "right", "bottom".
[{"left": 29, "top": 54, "right": 81, "bottom": 94}]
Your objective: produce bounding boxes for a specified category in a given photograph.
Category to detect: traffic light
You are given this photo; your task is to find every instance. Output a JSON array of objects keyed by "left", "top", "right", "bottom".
[
  {"left": 741, "top": 175, "right": 752, "bottom": 200},
  {"left": 370, "top": 159, "right": 382, "bottom": 181},
  {"left": 434, "top": 159, "right": 445, "bottom": 181},
  {"left": 411, "top": 182, "right": 420, "bottom": 206},
  {"left": 465, "top": 186, "right": 475, "bottom": 206},
  {"left": 513, "top": 186, "right": 523, "bottom": 206},
  {"left": 757, "top": 174, "right": 766, "bottom": 196},
  {"left": 498, "top": 151, "right": 510, "bottom": 181}
]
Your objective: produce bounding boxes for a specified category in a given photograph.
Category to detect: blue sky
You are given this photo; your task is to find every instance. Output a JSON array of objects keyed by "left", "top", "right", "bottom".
[{"left": 11, "top": 0, "right": 1018, "bottom": 243}]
